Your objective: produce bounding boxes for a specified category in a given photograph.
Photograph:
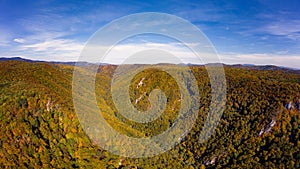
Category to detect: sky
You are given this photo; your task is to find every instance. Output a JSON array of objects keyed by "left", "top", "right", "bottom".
[{"left": 0, "top": 0, "right": 300, "bottom": 68}]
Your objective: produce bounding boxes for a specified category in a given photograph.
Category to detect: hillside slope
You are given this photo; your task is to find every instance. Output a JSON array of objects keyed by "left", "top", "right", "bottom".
[{"left": 0, "top": 60, "right": 299, "bottom": 168}]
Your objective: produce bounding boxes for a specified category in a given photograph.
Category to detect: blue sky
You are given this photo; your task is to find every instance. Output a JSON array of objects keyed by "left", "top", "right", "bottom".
[{"left": 0, "top": 0, "right": 300, "bottom": 68}]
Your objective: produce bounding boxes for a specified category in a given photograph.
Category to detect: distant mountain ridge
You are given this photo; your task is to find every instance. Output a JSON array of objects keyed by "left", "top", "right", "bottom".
[
  {"left": 0, "top": 57, "right": 299, "bottom": 73},
  {"left": 228, "top": 64, "right": 300, "bottom": 74},
  {"left": 0, "top": 57, "right": 97, "bottom": 67}
]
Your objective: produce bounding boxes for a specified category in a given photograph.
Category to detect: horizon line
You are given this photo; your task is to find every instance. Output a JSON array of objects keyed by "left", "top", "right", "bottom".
[{"left": 0, "top": 56, "right": 299, "bottom": 71}]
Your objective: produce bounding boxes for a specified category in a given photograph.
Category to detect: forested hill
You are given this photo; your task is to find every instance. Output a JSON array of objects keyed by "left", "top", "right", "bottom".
[{"left": 0, "top": 60, "right": 299, "bottom": 168}]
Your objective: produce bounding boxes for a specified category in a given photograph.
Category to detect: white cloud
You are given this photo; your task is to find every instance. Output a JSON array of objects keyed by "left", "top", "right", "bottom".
[
  {"left": 256, "top": 19, "right": 300, "bottom": 40},
  {"left": 13, "top": 38, "right": 25, "bottom": 43},
  {"left": 13, "top": 39, "right": 84, "bottom": 61},
  {"left": 3, "top": 33, "right": 300, "bottom": 69},
  {"left": 29, "top": 40, "right": 297, "bottom": 69},
  {"left": 85, "top": 42, "right": 215, "bottom": 64},
  {"left": 85, "top": 42, "right": 300, "bottom": 68},
  {"left": 22, "top": 39, "right": 82, "bottom": 51}
]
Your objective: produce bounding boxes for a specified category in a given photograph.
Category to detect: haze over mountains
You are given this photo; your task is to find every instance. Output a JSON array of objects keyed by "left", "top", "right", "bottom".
[{"left": 1, "top": 57, "right": 299, "bottom": 72}]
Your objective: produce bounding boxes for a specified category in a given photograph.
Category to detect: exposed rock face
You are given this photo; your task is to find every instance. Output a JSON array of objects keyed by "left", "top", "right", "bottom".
[
  {"left": 265, "top": 119, "right": 276, "bottom": 133},
  {"left": 258, "top": 100, "right": 300, "bottom": 137},
  {"left": 135, "top": 92, "right": 146, "bottom": 104},
  {"left": 285, "top": 102, "right": 293, "bottom": 110},
  {"left": 204, "top": 156, "right": 217, "bottom": 165},
  {"left": 284, "top": 100, "right": 300, "bottom": 113},
  {"left": 258, "top": 127, "right": 264, "bottom": 136},
  {"left": 46, "top": 99, "right": 52, "bottom": 112},
  {"left": 258, "top": 118, "right": 276, "bottom": 136},
  {"left": 118, "top": 158, "right": 125, "bottom": 169},
  {"left": 137, "top": 77, "right": 145, "bottom": 88}
]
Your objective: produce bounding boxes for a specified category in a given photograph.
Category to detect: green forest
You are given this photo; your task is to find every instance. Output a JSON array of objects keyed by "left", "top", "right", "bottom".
[{"left": 0, "top": 60, "right": 299, "bottom": 168}]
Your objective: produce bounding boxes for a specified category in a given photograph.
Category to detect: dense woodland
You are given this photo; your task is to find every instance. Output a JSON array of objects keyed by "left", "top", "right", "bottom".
[{"left": 0, "top": 60, "right": 299, "bottom": 168}]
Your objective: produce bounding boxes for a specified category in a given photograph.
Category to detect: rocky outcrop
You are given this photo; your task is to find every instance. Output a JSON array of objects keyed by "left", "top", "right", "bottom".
[
  {"left": 137, "top": 77, "right": 145, "bottom": 88},
  {"left": 204, "top": 156, "right": 217, "bottom": 165},
  {"left": 46, "top": 99, "right": 53, "bottom": 112},
  {"left": 135, "top": 92, "right": 146, "bottom": 104},
  {"left": 258, "top": 118, "right": 276, "bottom": 136},
  {"left": 265, "top": 119, "right": 276, "bottom": 133},
  {"left": 258, "top": 100, "right": 300, "bottom": 137},
  {"left": 285, "top": 102, "right": 293, "bottom": 110},
  {"left": 284, "top": 100, "right": 300, "bottom": 113}
]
